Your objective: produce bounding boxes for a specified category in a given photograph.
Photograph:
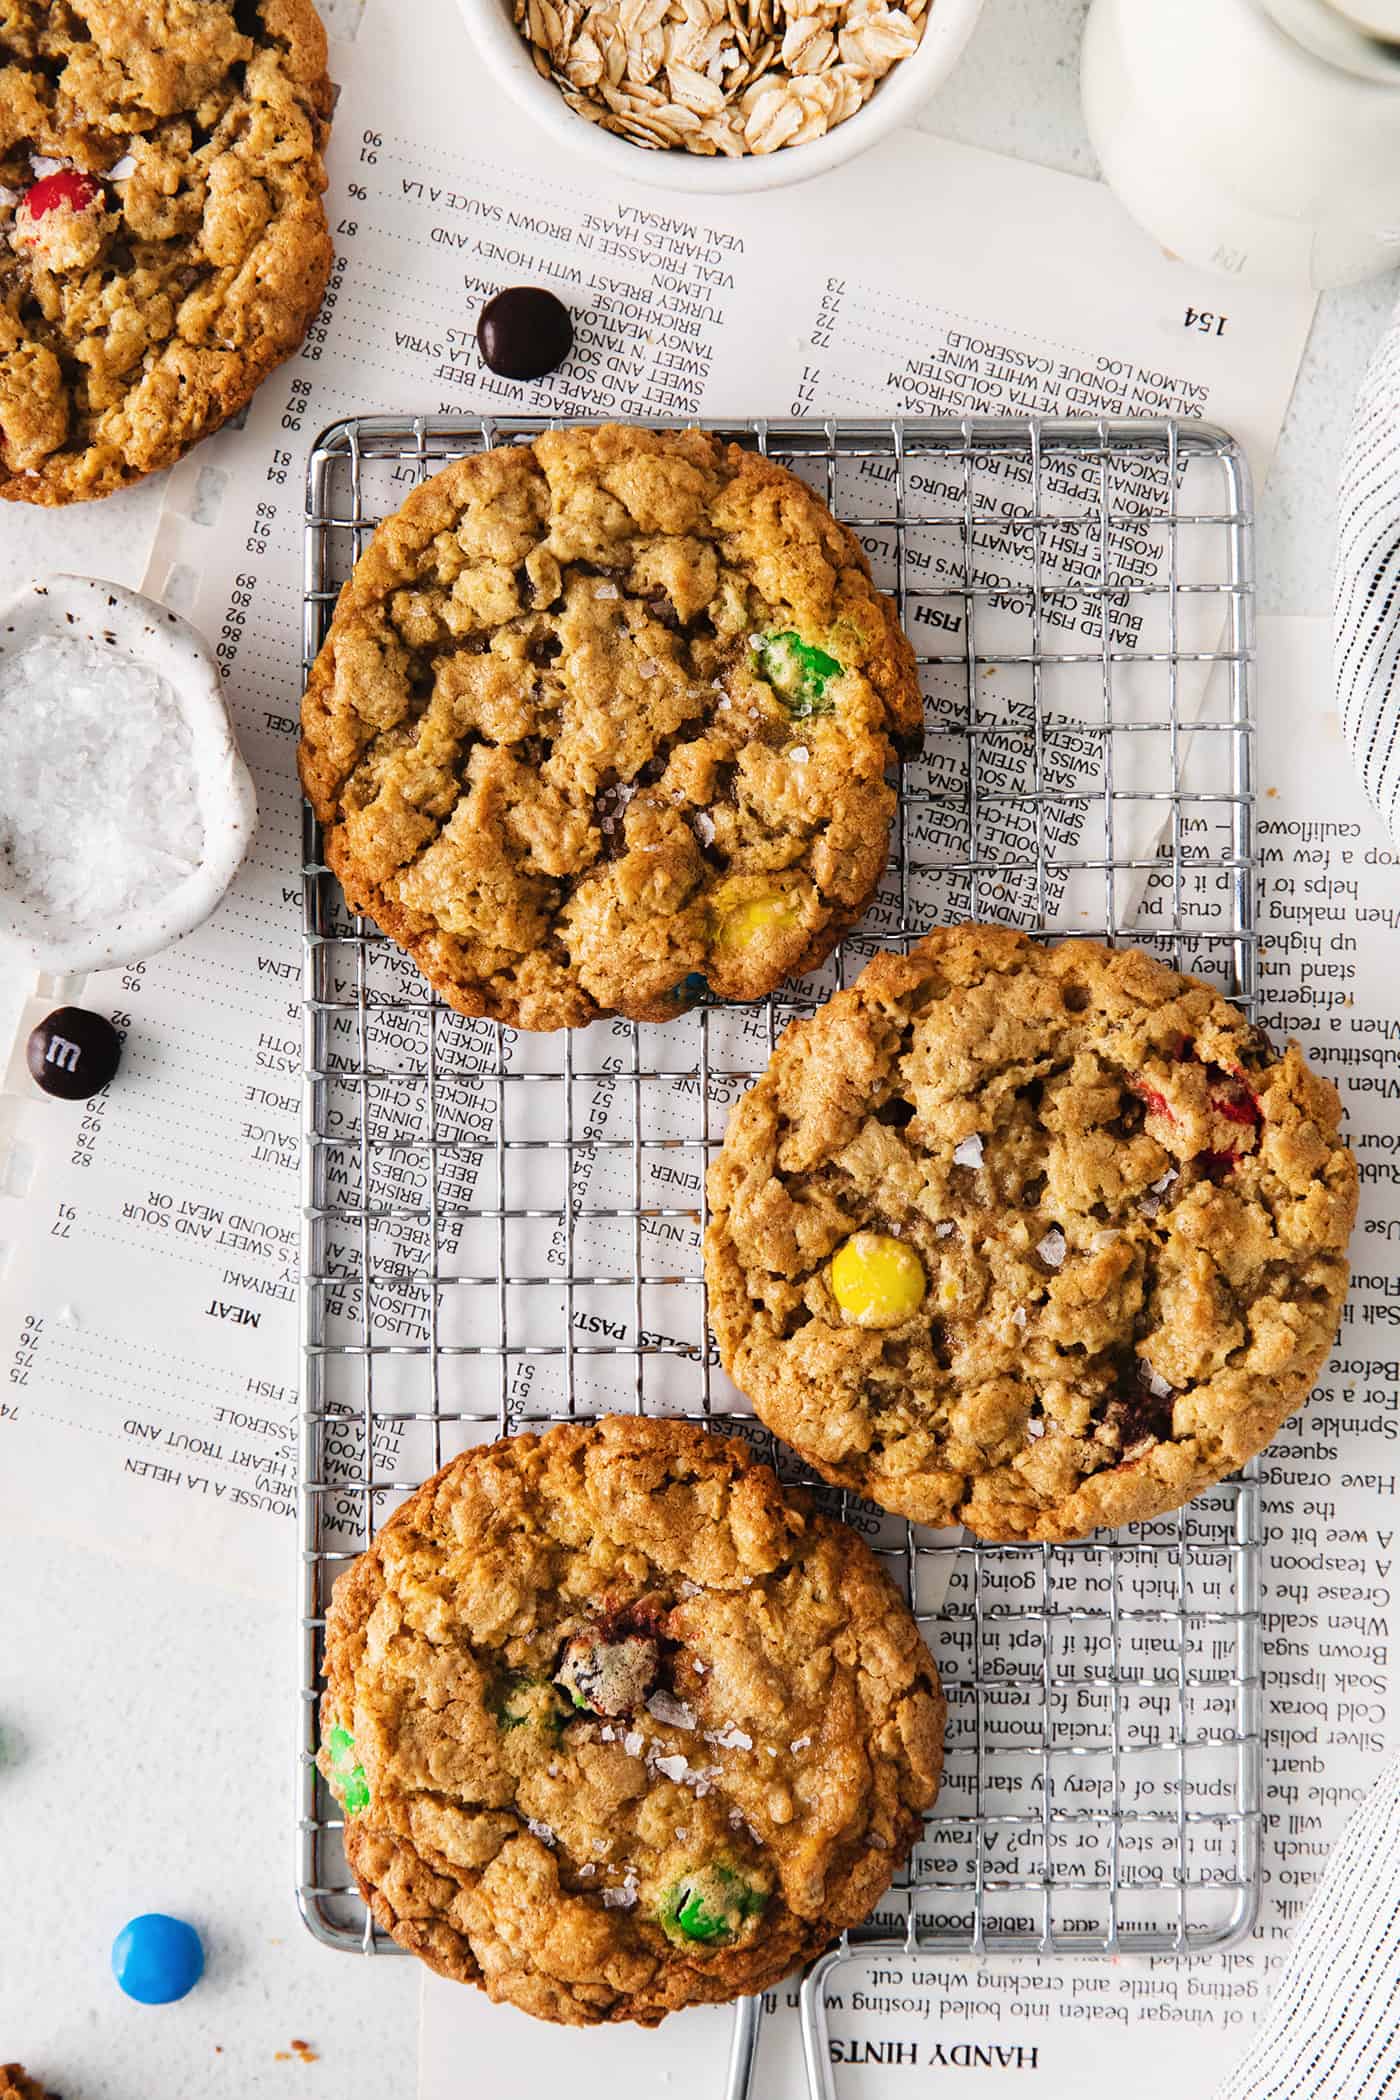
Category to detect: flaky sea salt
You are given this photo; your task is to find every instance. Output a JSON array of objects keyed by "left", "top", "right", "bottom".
[
  {"left": 692, "top": 809, "right": 716, "bottom": 848},
  {"left": 108, "top": 152, "right": 137, "bottom": 180},
  {"left": 1037, "top": 1228, "right": 1067, "bottom": 1269},
  {"left": 525, "top": 1817, "right": 557, "bottom": 1847},
  {"left": 952, "top": 1133, "right": 984, "bottom": 1169},
  {"left": 707, "top": 1723, "right": 752, "bottom": 1751},
  {"left": 1140, "top": 1169, "right": 1178, "bottom": 1221},
  {"left": 647, "top": 1691, "right": 696, "bottom": 1730},
  {"left": 0, "top": 632, "right": 203, "bottom": 931},
  {"left": 1145, "top": 1368, "right": 1174, "bottom": 1400},
  {"left": 789, "top": 745, "right": 809, "bottom": 764},
  {"left": 603, "top": 1868, "right": 639, "bottom": 1910}
]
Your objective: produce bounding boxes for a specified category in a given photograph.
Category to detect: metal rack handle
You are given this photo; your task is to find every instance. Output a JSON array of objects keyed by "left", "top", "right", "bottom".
[{"left": 726, "top": 1995, "right": 764, "bottom": 2100}]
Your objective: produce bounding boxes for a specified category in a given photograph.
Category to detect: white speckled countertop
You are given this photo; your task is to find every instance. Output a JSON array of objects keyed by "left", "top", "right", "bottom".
[{"left": 1, "top": 3, "right": 1393, "bottom": 2095}]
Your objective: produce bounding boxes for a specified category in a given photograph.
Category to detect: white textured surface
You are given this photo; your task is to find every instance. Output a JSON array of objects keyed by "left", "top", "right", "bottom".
[{"left": 0, "top": 3, "right": 1392, "bottom": 2094}]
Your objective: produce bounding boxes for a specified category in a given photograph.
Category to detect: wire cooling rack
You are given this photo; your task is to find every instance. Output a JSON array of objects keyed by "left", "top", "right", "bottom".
[{"left": 298, "top": 416, "right": 1262, "bottom": 2090}]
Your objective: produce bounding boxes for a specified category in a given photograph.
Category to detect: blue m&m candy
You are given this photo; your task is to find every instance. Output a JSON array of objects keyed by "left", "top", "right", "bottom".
[{"left": 111, "top": 1913, "right": 204, "bottom": 2004}]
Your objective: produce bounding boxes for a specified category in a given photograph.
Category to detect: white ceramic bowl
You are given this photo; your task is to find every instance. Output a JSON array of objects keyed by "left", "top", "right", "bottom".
[
  {"left": 0, "top": 575, "right": 257, "bottom": 978},
  {"left": 456, "top": 0, "right": 985, "bottom": 194}
]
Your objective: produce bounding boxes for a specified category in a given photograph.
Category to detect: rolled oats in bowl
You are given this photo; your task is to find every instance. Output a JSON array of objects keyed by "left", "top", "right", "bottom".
[{"left": 515, "top": 0, "right": 928, "bottom": 155}]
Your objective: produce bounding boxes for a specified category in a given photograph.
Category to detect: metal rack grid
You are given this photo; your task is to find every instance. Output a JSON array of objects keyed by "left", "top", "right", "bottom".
[{"left": 298, "top": 417, "right": 1262, "bottom": 2058}]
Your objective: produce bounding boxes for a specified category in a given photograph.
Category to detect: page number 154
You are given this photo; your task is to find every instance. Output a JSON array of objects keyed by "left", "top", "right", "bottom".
[{"left": 1184, "top": 307, "right": 1228, "bottom": 336}]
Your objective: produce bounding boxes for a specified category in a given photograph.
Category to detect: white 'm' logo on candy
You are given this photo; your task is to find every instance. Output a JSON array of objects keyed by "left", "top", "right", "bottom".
[{"left": 44, "top": 1035, "right": 82, "bottom": 1073}]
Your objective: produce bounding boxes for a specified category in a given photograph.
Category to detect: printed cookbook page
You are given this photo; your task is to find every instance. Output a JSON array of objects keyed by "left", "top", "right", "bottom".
[
  {"left": 0, "top": 0, "right": 1315, "bottom": 1600},
  {"left": 420, "top": 622, "right": 1400, "bottom": 2093}
]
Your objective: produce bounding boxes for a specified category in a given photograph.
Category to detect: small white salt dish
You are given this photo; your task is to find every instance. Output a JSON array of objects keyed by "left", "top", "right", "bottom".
[{"left": 0, "top": 575, "right": 257, "bottom": 978}]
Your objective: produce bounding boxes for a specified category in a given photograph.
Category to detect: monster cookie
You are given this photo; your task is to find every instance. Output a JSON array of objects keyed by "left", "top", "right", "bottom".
[
  {"left": 0, "top": 0, "right": 332, "bottom": 504},
  {"left": 318, "top": 1415, "right": 944, "bottom": 2024},
  {"left": 705, "top": 927, "right": 1357, "bottom": 1542},
  {"left": 0, "top": 2071, "right": 50, "bottom": 2100},
  {"left": 298, "top": 424, "right": 921, "bottom": 1029}
]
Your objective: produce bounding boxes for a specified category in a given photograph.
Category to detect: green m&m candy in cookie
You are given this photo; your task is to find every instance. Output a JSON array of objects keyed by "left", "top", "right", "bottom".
[
  {"left": 322, "top": 1722, "right": 369, "bottom": 1815},
  {"left": 751, "top": 630, "right": 843, "bottom": 716},
  {"left": 660, "top": 1863, "right": 768, "bottom": 1946}
]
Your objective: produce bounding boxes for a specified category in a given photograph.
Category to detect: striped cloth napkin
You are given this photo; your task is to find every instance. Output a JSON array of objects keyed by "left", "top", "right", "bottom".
[
  {"left": 1336, "top": 297, "right": 1400, "bottom": 844},
  {"left": 1216, "top": 1750, "right": 1400, "bottom": 2098}
]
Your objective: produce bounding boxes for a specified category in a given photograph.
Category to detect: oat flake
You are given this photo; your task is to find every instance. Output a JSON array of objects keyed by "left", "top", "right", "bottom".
[{"left": 515, "top": 0, "right": 931, "bottom": 157}]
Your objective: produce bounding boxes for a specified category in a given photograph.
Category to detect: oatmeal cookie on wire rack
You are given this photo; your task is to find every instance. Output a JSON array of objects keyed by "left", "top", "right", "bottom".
[
  {"left": 318, "top": 1415, "right": 945, "bottom": 2024},
  {"left": 705, "top": 925, "right": 1358, "bottom": 1542},
  {"left": 300, "top": 422, "right": 920, "bottom": 1030}
]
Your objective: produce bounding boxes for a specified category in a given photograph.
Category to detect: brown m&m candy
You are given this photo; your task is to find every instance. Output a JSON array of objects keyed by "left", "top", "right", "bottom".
[
  {"left": 26, "top": 1006, "right": 121, "bottom": 1099},
  {"left": 476, "top": 286, "right": 574, "bottom": 381}
]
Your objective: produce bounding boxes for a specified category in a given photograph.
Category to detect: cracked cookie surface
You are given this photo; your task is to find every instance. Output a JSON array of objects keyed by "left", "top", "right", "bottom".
[
  {"left": 0, "top": 0, "right": 332, "bottom": 504},
  {"left": 299, "top": 424, "right": 921, "bottom": 1030},
  {"left": 318, "top": 1415, "right": 944, "bottom": 2024},
  {"left": 704, "top": 927, "right": 1358, "bottom": 1541}
]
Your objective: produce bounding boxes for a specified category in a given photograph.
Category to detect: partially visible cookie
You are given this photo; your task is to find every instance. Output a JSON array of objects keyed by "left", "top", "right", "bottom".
[
  {"left": 0, "top": 2068, "right": 52, "bottom": 2100},
  {"left": 0, "top": 0, "right": 333, "bottom": 503},
  {"left": 705, "top": 926, "right": 1358, "bottom": 1542},
  {"left": 319, "top": 1415, "right": 944, "bottom": 2025},
  {"left": 299, "top": 423, "right": 921, "bottom": 1029}
]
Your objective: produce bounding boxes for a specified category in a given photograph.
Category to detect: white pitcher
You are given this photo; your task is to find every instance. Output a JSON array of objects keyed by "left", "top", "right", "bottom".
[{"left": 1082, "top": 0, "right": 1400, "bottom": 290}]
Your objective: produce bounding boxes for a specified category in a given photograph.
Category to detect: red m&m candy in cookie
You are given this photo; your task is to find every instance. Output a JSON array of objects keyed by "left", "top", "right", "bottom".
[{"left": 13, "top": 168, "right": 110, "bottom": 272}]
